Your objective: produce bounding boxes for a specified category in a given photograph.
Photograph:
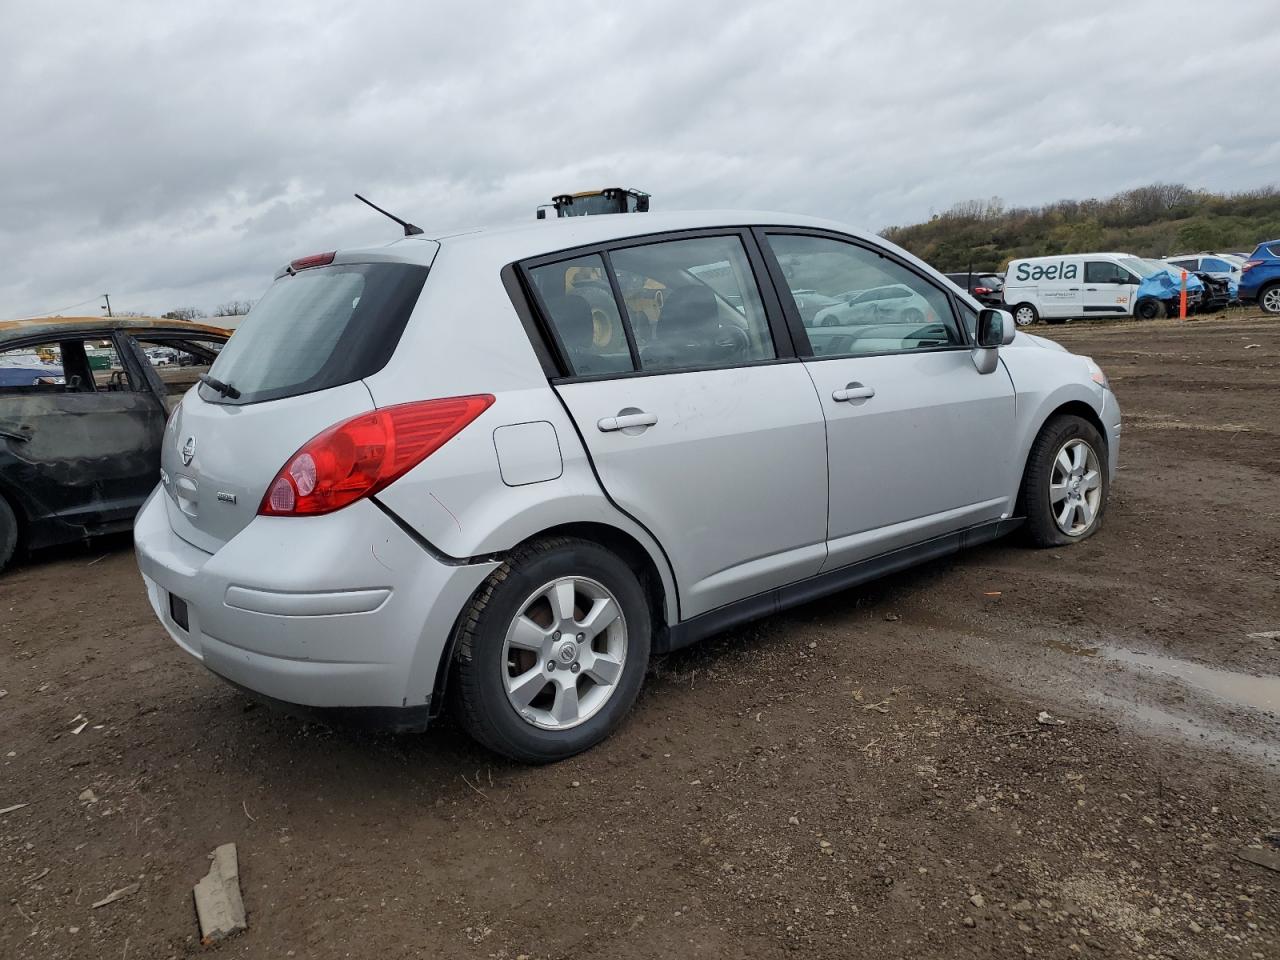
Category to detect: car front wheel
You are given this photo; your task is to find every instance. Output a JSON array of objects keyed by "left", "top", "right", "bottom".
[
  {"left": 453, "top": 537, "right": 651, "bottom": 762},
  {"left": 1021, "top": 415, "right": 1108, "bottom": 547}
]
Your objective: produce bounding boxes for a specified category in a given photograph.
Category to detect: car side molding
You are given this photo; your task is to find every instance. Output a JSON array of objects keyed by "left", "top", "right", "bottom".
[{"left": 658, "top": 517, "right": 1024, "bottom": 653}]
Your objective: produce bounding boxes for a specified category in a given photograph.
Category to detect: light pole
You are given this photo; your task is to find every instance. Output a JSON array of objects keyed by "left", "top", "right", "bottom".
[{"left": 101, "top": 294, "right": 112, "bottom": 317}]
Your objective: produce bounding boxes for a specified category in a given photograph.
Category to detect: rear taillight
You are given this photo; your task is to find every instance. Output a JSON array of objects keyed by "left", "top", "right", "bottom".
[
  {"left": 974, "top": 286, "right": 992, "bottom": 295},
  {"left": 1242, "top": 259, "right": 1262, "bottom": 273},
  {"left": 259, "top": 395, "right": 495, "bottom": 517}
]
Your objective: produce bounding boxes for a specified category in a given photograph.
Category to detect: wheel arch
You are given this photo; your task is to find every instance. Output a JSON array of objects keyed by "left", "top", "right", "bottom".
[
  {"left": 1014, "top": 400, "right": 1108, "bottom": 515},
  {"left": 427, "top": 519, "right": 676, "bottom": 718},
  {"left": 0, "top": 477, "right": 30, "bottom": 552}
]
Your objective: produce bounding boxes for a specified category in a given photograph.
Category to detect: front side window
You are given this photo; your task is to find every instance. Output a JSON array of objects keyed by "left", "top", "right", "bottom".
[
  {"left": 610, "top": 236, "right": 775, "bottom": 373},
  {"left": 528, "top": 255, "right": 635, "bottom": 377},
  {"left": 766, "top": 234, "right": 961, "bottom": 357},
  {"left": 1085, "top": 261, "right": 1130, "bottom": 283}
]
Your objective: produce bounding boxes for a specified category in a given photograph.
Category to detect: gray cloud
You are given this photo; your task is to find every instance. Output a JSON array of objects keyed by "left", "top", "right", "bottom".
[{"left": 2, "top": 0, "right": 1276, "bottom": 317}]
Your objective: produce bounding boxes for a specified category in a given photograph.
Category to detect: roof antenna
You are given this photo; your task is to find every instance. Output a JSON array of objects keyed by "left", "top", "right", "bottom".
[{"left": 354, "top": 193, "right": 424, "bottom": 237}]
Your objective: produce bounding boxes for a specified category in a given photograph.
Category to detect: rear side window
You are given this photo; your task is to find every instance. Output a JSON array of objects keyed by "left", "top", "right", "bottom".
[
  {"left": 201, "top": 262, "right": 427, "bottom": 404},
  {"left": 528, "top": 255, "right": 636, "bottom": 376},
  {"left": 1201, "top": 258, "right": 1230, "bottom": 272},
  {"left": 610, "top": 236, "right": 775, "bottom": 373}
]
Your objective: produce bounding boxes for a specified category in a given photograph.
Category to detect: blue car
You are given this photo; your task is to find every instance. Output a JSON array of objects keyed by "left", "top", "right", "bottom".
[{"left": 1240, "top": 239, "right": 1280, "bottom": 314}]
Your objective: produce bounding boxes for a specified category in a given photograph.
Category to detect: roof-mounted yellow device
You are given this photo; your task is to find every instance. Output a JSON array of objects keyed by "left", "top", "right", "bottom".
[{"left": 536, "top": 187, "right": 650, "bottom": 219}]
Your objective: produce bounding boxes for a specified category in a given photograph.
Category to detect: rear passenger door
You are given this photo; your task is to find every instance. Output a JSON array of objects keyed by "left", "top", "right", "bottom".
[
  {"left": 523, "top": 232, "right": 829, "bottom": 620},
  {"left": 0, "top": 334, "right": 165, "bottom": 534},
  {"left": 758, "top": 231, "right": 1016, "bottom": 570}
]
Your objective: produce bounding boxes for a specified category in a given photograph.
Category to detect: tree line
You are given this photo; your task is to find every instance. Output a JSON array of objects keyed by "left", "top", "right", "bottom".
[
  {"left": 880, "top": 183, "right": 1280, "bottom": 272},
  {"left": 161, "top": 300, "right": 254, "bottom": 321}
]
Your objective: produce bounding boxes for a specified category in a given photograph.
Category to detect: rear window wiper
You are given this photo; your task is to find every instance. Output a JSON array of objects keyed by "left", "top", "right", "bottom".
[{"left": 199, "top": 373, "right": 241, "bottom": 400}]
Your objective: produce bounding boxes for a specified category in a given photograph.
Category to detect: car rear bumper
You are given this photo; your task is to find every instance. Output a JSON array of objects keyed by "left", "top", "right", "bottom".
[{"left": 134, "top": 488, "right": 497, "bottom": 712}]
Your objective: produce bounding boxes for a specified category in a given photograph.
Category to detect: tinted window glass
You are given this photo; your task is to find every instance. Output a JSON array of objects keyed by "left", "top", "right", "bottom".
[
  {"left": 528, "top": 255, "right": 635, "bottom": 376},
  {"left": 202, "top": 262, "right": 427, "bottom": 405},
  {"left": 1085, "top": 261, "right": 1129, "bottom": 283},
  {"left": 1201, "top": 258, "right": 1230, "bottom": 272},
  {"left": 609, "top": 236, "right": 775, "bottom": 373},
  {"left": 1166, "top": 258, "right": 1197, "bottom": 270},
  {"left": 766, "top": 234, "right": 961, "bottom": 357}
]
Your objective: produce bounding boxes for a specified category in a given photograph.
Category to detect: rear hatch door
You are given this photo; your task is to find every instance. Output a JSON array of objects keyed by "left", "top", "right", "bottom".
[{"left": 160, "top": 256, "right": 431, "bottom": 553}]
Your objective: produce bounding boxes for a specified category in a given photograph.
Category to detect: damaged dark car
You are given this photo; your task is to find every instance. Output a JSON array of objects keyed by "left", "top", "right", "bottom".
[{"left": 0, "top": 317, "right": 229, "bottom": 571}]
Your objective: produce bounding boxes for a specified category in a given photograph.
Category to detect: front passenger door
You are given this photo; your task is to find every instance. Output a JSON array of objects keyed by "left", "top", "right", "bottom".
[
  {"left": 760, "top": 232, "right": 1016, "bottom": 570},
  {"left": 1083, "top": 261, "right": 1137, "bottom": 316}
]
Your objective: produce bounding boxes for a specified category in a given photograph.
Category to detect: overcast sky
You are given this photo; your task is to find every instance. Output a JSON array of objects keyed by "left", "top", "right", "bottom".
[{"left": 2, "top": 0, "right": 1277, "bottom": 319}]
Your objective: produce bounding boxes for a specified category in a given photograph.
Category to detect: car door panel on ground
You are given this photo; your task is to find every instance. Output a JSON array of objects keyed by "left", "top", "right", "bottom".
[
  {"left": 759, "top": 232, "right": 1016, "bottom": 570},
  {"left": 528, "top": 237, "right": 829, "bottom": 620}
]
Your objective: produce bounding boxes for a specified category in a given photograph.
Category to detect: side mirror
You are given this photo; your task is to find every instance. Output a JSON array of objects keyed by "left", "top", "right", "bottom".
[
  {"left": 972, "top": 308, "right": 1014, "bottom": 374},
  {"left": 976, "top": 308, "right": 1009, "bottom": 347}
]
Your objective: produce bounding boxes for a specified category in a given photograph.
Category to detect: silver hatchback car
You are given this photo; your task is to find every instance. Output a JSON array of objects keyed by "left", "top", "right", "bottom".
[{"left": 135, "top": 211, "right": 1121, "bottom": 762}]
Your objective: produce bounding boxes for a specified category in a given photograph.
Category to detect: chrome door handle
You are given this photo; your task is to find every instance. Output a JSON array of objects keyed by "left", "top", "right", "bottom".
[
  {"left": 597, "top": 411, "right": 658, "bottom": 432},
  {"left": 832, "top": 384, "right": 875, "bottom": 403}
]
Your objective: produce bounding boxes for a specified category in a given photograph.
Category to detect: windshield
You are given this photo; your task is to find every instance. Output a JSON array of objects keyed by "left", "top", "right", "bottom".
[
  {"left": 1118, "top": 257, "right": 1161, "bottom": 278},
  {"left": 201, "top": 261, "right": 427, "bottom": 405}
]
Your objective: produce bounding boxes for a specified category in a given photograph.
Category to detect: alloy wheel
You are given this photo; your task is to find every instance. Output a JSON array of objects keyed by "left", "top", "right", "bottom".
[
  {"left": 1262, "top": 287, "right": 1280, "bottom": 314},
  {"left": 501, "top": 576, "right": 628, "bottom": 730},
  {"left": 1049, "top": 438, "right": 1102, "bottom": 536}
]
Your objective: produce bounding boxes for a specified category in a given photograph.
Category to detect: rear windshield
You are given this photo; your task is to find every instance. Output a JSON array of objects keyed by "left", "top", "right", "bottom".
[{"left": 200, "top": 261, "right": 427, "bottom": 404}]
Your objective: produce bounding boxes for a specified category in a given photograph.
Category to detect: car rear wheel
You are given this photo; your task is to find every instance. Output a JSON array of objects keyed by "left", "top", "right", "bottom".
[
  {"left": 1260, "top": 284, "right": 1280, "bottom": 315},
  {"left": 1012, "top": 303, "right": 1038, "bottom": 326},
  {"left": 453, "top": 536, "right": 651, "bottom": 762},
  {"left": 1021, "top": 415, "right": 1108, "bottom": 547},
  {"left": 0, "top": 497, "right": 16, "bottom": 573}
]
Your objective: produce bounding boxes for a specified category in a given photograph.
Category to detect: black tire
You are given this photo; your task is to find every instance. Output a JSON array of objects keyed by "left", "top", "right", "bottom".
[
  {"left": 1044, "top": 316, "right": 1067, "bottom": 325},
  {"left": 1259, "top": 283, "right": 1280, "bottom": 315},
  {"left": 1011, "top": 303, "right": 1038, "bottom": 327},
  {"left": 453, "top": 536, "right": 651, "bottom": 763},
  {"left": 1134, "top": 297, "right": 1164, "bottom": 321},
  {"left": 0, "top": 496, "right": 17, "bottom": 573},
  {"left": 1021, "top": 415, "right": 1109, "bottom": 548}
]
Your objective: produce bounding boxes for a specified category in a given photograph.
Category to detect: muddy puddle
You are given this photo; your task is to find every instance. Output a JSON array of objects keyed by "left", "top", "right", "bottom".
[{"left": 1097, "top": 645, "right": 1280, "bottom": 713}]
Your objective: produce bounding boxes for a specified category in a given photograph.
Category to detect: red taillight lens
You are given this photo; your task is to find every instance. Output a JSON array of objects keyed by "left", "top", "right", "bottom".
[
  {"left": 974, "top": 286, "right": 992, "bottom": 295},
  {"left": 290, "top": 251, "right": 336, "bottom": 271},
  {"left": 1242, "top": 259, "right": 1262, "bottom": 273},
  {"left": 259, "top": 395, "right": 495, "bottom": 516}
]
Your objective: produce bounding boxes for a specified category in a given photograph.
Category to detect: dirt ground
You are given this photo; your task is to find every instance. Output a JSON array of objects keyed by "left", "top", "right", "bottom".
[{"left": 2, "top": 310, "right": 1278, "bottom": 959}]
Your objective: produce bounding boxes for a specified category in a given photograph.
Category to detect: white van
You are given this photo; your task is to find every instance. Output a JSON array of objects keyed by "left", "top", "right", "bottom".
[{"left": 1003, "top": 252, "right": 1161, "bottom": 326}]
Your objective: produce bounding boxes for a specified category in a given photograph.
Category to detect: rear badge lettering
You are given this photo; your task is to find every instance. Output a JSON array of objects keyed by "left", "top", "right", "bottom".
[{"left": 216, "top": 492, "right": 237, "bottom": 504}]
